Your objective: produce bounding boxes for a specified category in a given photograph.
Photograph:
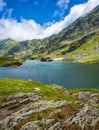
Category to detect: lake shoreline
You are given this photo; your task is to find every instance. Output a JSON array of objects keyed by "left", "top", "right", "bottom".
[
  {"left": 0, "top": 55, "right": 99, "bottom": 68},
  {"left": 0, "top": 60, "right": 99, "bottom": 89}
]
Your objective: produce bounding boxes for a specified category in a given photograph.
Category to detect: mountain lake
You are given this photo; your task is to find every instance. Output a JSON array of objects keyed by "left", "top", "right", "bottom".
[{"left": 0, "top": 60, "right": 99, "bottom": 89}]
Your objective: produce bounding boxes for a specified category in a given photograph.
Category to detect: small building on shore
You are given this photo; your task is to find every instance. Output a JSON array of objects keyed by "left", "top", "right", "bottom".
[{"left": 41, "top": 57, "right": 53, "bottom": 62}]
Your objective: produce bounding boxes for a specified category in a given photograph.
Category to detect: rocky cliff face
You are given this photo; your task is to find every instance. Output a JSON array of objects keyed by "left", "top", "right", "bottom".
[{"left": 0, "top": 89, "right": 99, "bottom": 130}]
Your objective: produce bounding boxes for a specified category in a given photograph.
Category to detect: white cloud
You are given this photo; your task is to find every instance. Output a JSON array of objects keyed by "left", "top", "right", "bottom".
[
  {"left": 0, "top": 0, "right": 99, "bottom": 41},
  {"left": 2, "top": 8, "right": 13, "bottom": 18},
  {"left": 0, "top": 0, "right": 6, "bottom": 11},
  {"left": 57, "top": 0, "right": 70, "bottom": 9},
  {"left": 0, "top": 19, "right": 43, "bottom": 41},
  {"left": 55, "top": 0, "right": 70, "bottom": 17}
]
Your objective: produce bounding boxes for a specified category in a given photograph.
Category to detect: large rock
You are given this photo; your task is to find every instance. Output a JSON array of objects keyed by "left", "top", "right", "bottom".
[
  {"left": 0, "top": 91, "right": 98, "bottom": 130},
  {"left": 2, "top": 93, "right": 41, "bottom": 108},
  {"left": 78, "top": 91, "right": 91, "bottom": 100}
]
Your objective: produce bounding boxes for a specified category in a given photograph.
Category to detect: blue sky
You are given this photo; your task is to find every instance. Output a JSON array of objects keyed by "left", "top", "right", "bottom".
[
  {"left": 0, "top": 0, "right": 99, "bottom": 41},
  {"left": 0, "top": 0, "right": 88, "bottom": 24}
]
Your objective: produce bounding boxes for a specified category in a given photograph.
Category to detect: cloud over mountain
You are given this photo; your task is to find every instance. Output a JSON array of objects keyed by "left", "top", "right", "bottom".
[{"left": 0, "top": 0, "right": 99, "bottom": 41}]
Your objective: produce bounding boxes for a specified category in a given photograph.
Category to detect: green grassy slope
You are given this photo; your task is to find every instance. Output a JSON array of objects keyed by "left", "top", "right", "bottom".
[
  {"left": 0, "top": 39, "right": 19, "bottom": 56},
  {"left": 0, "top": 78, "right": 98, "bottom": 103},
  {"left": 63, "top": 31, "right": 99, "bottom": 63}
]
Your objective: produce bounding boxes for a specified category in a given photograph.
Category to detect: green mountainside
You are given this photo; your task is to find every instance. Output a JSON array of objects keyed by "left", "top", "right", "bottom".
[{"left": 0, "top": 5, "right": 99, "bottom": 63}]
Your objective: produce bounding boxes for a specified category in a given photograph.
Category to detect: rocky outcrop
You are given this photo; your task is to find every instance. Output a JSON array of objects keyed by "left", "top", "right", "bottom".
[
  {"left": 3, "top": 61, "right": 22, "bottom": 67},
  {"left": 0, "top": 97, "right": 66, "bottom": 130},
  {"left": 65, "top": 104, "right": 99, "bottom": 129},
  {"left": 0, "top": 90, "right": 99, "bottom": 130},
  {"left": 2, "top": 93, "right": 41, "bottom": 108},
  {"left": 20, "top": 119, "right": 55, "bottom": 130}
]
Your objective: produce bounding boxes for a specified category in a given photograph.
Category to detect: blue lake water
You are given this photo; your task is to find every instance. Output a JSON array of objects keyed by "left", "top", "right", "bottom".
[{"left": 0, "top": 60, "right": 99, "bottom": 89}]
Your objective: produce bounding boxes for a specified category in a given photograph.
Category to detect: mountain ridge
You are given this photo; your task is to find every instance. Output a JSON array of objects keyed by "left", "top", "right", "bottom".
[{"left": 0, "top": 5, "right": 99, "bottom": 62}]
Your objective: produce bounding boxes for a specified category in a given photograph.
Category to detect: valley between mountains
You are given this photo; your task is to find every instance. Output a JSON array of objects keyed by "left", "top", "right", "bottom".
[{"left": 0, "top": 5, "right": 99, "bottom": 64}]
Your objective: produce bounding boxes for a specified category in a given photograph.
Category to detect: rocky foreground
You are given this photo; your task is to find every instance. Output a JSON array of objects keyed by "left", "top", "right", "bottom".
[{"left": 0, "top": 87, "right": 99, "bottom": 130}]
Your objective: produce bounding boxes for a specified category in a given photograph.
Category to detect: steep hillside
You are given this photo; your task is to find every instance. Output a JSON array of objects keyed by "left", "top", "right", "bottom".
[
  {"left": 0, "top": 39, "right": 19, "bottom": 56},
  {"left": 0, "top": 5, "right": 99, "bottom": 62},
  {"left": 59, "top": 4, "right": 99, "bottom": 41}
]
